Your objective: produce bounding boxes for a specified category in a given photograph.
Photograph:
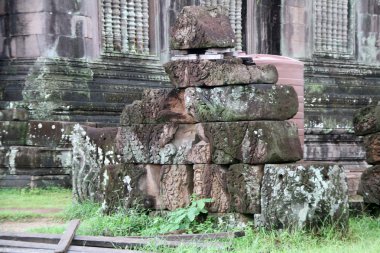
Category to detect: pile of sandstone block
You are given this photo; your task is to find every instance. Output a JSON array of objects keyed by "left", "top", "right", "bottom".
[
  {"left": 354, "top": 104, "right": 380, "bottom": 208},
  {"left": 72, "top": 6, "right": 349, "bottom": 230}
]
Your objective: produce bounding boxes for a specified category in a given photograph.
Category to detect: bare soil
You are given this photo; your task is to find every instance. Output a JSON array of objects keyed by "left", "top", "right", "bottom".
[
  {"left": 0, "top": 208, "right": 64, "bottom": 233},
  {"left": 0, "top": 218, "right": 65, "bottom": 233}
]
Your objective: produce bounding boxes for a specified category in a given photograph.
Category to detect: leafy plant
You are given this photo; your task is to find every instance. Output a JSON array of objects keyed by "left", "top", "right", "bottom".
[{"left": 159, "top": 196, "right": 213, "bottom": 234}]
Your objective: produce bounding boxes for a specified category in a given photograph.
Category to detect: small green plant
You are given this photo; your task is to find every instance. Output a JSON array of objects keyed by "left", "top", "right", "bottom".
[{"left": 159, "top": 195, "right": 213, "bottom": 234}]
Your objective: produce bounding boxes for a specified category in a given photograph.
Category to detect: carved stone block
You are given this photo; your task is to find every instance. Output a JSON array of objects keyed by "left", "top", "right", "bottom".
[
  {"left": 164, "top": 59, "right": 278, "bottom": 88},
  {"left": 119, "top": 121, "right": 301, "bottom": 165},
  {"left": 120, "top": 88, "right": 194, "bottom": 126},
  {"left": 170, "top": 6, "right": 235, "bottom": 49},
  {"left": 353, "top": 105, "right": 380, "bottom": 136},
  {"left": 117, "top": 123, "right": 211, "bottom": 165},
  {"left": 101, "top": 164, "right": 162, "bottom": 213},
  {"left": 227, "top": 164, "right": 263, "bottom": 214},
  {"left": 193, "top": 164, "right": 230, "bottom": 213},
  {"left": 160, "top": 165, "right": 193, "bottom": 210},
  {"left": 261, "top": 164, "right": 349, "bottom": 230}
]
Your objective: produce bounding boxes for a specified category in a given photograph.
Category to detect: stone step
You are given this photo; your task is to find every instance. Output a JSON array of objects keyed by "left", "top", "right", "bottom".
[{"left": 0, "top": 174, "right": 71, "bottom": 188}]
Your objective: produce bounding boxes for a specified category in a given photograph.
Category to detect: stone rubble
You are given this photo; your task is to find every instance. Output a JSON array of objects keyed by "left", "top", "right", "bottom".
[
  {"left": 354, "top": 104, "right": 380, "bottom": 206},
  {"left": 70, "top": 6, "right": 349, "bottom": 231}
]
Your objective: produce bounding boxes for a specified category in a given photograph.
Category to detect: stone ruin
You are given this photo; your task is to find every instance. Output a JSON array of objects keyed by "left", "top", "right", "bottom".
[
  {"left": 354, "top": 105, "right": 380, "bottom": 209},
  {"left": 72, "top": 6, "right": 349, "bottom": 230}
]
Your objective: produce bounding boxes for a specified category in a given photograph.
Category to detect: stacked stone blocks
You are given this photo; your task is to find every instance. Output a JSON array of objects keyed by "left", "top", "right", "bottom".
[
  {"left": 72, "top": 6, "right": 349, "bottom": 230},
  {"left": 354, "top": 105, "right": 380, "bottom": 206}
]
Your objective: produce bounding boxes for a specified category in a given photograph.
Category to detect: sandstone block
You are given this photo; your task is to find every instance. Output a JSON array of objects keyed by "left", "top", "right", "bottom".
[
  {"left": 184, "top": 84, "right": 298, "bottom": 122},
  {"left": 261, "top": 164, "right": 349, "bottom": 230},
  {"left": 358, "top": 165, "right": 380, "bottom": 205},
  {"left": 164, "top": 59, "right": 278, "bottom": 88},
  {"left": 120, "top": 84, "right": 297, "bottom": 125},
  {"left": 204, "top": 121, "right": 302, "bottom": 164},
  {"left": 364, "top": 133, "right": 380, "bottom": 165},
  {"left": 0, "top": 121, "right": 28, "bottom": 146},
  {"left": 100, "top": 164, "right": 162, "bottom": 213},
  {"left": 0, "top": 108, "right": 29, "bottom": 121},
  {"left": 0, "top": 175, "right": 71, "bottom": 188},
  {"left": 120, "top": 89, "right": 194, "bottom": 126},
  {"left": 5, "top": 146, "right": 72, "bottom": 170},
  {"left": 119, "top": 121, "right": 302, "bottom": 165},
  {"left": 170, "top": 6, "right": 235, "bottom": 50},
  {"left": 227, "top": 164, "right": 263, "bottom": 214},
  {"left": 353, "top": 105, "right": 380, "bottom": 136},
  {"left": 118, "top": 123, "right": 211, "bottom": 165},
  {"left": 160, "top": 165, "right": 193, "bottom": 210},
  {"left": 26, "top": 121, "right": 75, "bottom": 148},
  {"left": 193, "top": 164, "right": 230, "bottom": 213}
]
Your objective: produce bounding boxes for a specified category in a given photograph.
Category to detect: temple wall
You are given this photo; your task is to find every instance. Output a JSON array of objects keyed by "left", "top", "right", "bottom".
[
  {"left": 278, "top": 0, "right": 380, "bottom": 195},
  {"left": 0, "top": 0, "right": 100, "bottom": 59}
]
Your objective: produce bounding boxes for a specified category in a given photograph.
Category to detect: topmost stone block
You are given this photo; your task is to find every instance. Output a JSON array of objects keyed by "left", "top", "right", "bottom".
[{"left": 170, "top": 6, "right": 235, "bottom": 50}]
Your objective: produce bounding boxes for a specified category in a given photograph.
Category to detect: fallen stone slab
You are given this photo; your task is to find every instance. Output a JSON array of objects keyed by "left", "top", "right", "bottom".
[
  {"left": 353, "top": 105, "right": 380, "bottom": 136},
  {"left": 121, "top": 85, "right": 298, "bottom": 125},
  {"left": 118, "top": 121, "right": 302, "bottom": 165},
  {"left": 358, "top": 165, "right": 380, "bottom": 205},
  {"left": 261, "top": 163, "right": 349, "bottom": 230},
  {"left": 364, "top": 133, "right": 380, "bottom": 165},
  {"left": 170, "top": 6, "right": 235, "bottom": 50},
  {"left": 164, "top": 59, "right": 278, "bottom": 88}
]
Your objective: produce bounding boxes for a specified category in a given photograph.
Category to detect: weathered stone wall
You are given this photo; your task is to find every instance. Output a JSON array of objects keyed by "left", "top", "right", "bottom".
[
  {"left": 0, "top": 0, "right": 100, "bottom": 59},
  {"left": 276, "top": 0, "right": 380, "bottom": 196},
  {"left": 0, "top": 0, "right": 169, "bottom": 187}
]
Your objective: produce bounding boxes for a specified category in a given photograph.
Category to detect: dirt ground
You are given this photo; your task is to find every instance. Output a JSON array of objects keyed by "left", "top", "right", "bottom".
[{"left": 0, "top": 208, "right": 65, "bottom": 233}]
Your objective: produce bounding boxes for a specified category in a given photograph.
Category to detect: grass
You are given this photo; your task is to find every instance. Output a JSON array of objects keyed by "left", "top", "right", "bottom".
[
  {"left": 1, "top": 188, "right": 380, "bottom": 252},
  {"left": 0, "top": 187, "right": 71, "bottom": 209},
  {"left": 0, "top": 187, "right": 71, "bottom": 222}
]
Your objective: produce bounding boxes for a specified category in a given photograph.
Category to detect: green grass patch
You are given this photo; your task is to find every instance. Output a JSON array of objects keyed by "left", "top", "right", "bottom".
[
  {"left": 0, "top": 187, "right": 72, "bottom": 209},
  {"left": 2, "top": 188, "right": 380, "bottom": 252},
  {"left": 0, "top": 211, "right": 45, "bottom": 222}
]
